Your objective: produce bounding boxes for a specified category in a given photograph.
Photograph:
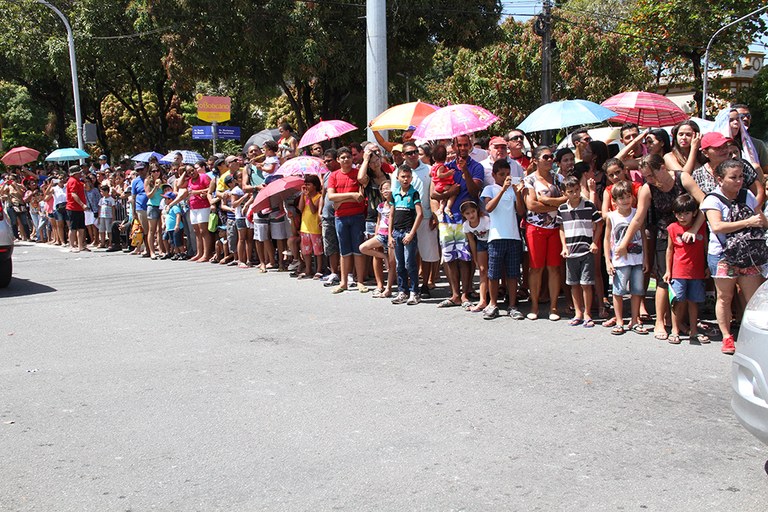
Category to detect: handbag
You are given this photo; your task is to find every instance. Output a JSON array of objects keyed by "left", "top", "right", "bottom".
[{"left": 207, "top": 211, "right": 219, "bottom": 232}]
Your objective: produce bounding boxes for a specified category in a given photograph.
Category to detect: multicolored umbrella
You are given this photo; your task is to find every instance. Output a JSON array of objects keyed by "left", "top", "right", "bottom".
[
  {"left": 160, "top": 150, "right": 205, "bottom": 165},
  {"left": 369, "top": 101, "right": 439, "bottom": 131},
  {"left": 247, "top": 176, "right": 305, "bottom": 219},
  {"left": 412, "top": 104, "right": 499, "bottom": 140},
  {"left": 45, "top": 148, "right": 90, "bottom": 162},
  {"left": 272, "top": 156, "right": 328, "bottom": 177},
  {"left": 601, "top": 91, "right": 688, "bottom": 128},
  {"left": 1, "top": 146, "right": 40, "bottom": 166},
  {"left": 298, "top": 120, "right": 358, "bottom": 148},
  {"left": 517, "top": 100, "right": 618, "bottom": 133},
  {"left": 131, "top": 151, "right": 166, "bottom": 163}
]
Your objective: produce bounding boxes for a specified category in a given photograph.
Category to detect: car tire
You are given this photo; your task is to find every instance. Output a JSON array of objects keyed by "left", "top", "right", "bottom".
[{"left": 0, "top": 258, "right": 11, "bottom": 288}]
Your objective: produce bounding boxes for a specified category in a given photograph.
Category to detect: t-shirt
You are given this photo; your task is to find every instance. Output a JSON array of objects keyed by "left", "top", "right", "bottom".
[
  {"left": 523, "top": 173, "right": 562, "bottom": 229},
  {"left": 462, "top": 215, "right": 490, "bottom": 242},
  {"left": 52, "top": 185, "right": 67, "bottom": 206},
  {"left": 604, "top": 181, "right": 642, "bottom": 212},
  {"left": 131, "top": 176, "right": 148, "bottom": 211},
  {"left": 480, "top": 184, "right": 521, "bottom": 241},
  {"left": 65, "top": 177, "right": 85, "bottom": 212},
  {"left": 479, "top": 157, "right": 525, "bottom": 188},
  {"left": 700, "top": 186, "right": 758, "bottom": 256},
  {"left": 98, "top": 196, "right": 116, "bottom": 218},
  {"left": 556, "top": 199, "right": 601, "bottom": 258},
  {"left": 667, "top": 222, "right": 707, "bottom": 279},
  {"left": 391, "top": 187, "right": 421, "bottom": 231},
  {"left": 166, "top": 204, "right": 184, "bottom": 231},
  {"left": 376, "top": 201, "right": 391, "bottom": 236},
  {"left": 230, "top": 186, "right": 245, "bottom": 219},
  {"left": 328, "top": 169, "right": 366, "bottom": 217},
  {"left": 321, "top": 172, "right": 335, "bottom": 220},
  {"left": 391, "top": 161, "right": 434, "bottom": 219},
  {"left": 445, "top": 157, "right": 485, "bottom": 218},
  {"left": 300, "top": 192, "right": 322, "bottom": 235},
  {"left": 608, "top": 208, "right": 643, "bottom": 267},
  {"left": 188, "top": 173, "right": 212, "bottom": 210}
]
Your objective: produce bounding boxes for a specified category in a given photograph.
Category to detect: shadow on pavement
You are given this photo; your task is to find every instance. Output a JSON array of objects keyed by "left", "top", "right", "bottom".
[{"left": 0, "top": 278, "right": 57, "bottom": 298}]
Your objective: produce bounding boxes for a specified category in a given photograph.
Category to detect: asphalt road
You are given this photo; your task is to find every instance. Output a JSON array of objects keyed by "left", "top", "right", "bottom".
[{"left": 2, "top": 242, "right": 767, "bottom": 511}]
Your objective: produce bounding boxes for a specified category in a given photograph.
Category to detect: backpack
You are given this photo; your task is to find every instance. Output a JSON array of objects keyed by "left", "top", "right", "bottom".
[{"left": 706, "top": 189, "right": 768, "bottom": 268}]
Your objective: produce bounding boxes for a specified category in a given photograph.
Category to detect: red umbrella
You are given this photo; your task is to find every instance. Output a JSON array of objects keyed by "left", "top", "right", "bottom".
[
  {"left": 1, "top": 146, "right": 40, "bottom": 166},
  {"left": 601, "top": 92, "right": 688, "bottom": 127},
  {"left": 246, "top": 176, "right": 305, "bottom": 221}
]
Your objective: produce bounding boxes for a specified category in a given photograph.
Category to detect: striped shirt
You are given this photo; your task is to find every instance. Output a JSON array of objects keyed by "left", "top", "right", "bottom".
[{"left": 556, "top": 199, "right": 601, "bottom": 258}]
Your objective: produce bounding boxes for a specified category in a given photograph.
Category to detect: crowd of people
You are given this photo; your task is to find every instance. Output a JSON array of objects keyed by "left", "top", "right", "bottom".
[{"left": 2, "top": 105, "right": 768, "bottom": 355}]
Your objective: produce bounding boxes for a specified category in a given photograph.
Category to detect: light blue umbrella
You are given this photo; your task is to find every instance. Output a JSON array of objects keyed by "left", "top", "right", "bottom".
[
  {"left": 516, "top": 100, "right": 618, "bottom": 133},
  {"left": 45, "top": 147, "right": 90, "bottom": 162},
  {"left": 131, "top": 151, "right": 165, "bottom": 163},
  {"left": 160, "top": 150, "right": 205, "bottom": 165}
]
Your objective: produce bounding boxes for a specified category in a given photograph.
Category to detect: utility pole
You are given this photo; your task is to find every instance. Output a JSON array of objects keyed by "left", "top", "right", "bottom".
[
  {"left": 535, "top": 0, "right": 553, "bottom": 144},
  {"left": 366, "top": 0, "right": 388, "bottom": 142}
]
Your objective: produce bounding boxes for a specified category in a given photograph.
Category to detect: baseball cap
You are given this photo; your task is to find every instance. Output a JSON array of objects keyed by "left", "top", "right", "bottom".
[
  {"left": 489, "top": 136, "right": 507, "bottom": 147},
  {"left": 134, "top": 163, "right": 146, "bottom": 171},
  {"left": 700, "top": 132, "right": 731, "bottom": 149},
  {"left": 214, "top": 158, "right": 226, "bottom": 168},
  {"left": 162, "top": 191, "right": 177, "bottom": 200},
  {"left": 392, "top": 144, "right": 403, "bottom": 153},
  {"left": 224, "top": 175, "right": 235, "bottom": 185},
  {"left": 224, "top": 155, "right": 238, "bottom": 164},
  {"left": 98, "top": 154, "right": 107, "bottom": 160},
  {"left": 68, "top": 165, "right": 81, "bottom": 175}
]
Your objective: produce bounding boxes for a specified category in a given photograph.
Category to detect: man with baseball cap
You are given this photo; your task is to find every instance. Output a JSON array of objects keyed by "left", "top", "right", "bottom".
[
  {"left": 65, "top": 164, "right": 89, "bottom": 252},
  {"left": 98, "top": 154, "right": 110, "bottom": 172},
  {"left": 479, "top": 136, "right": 525, "bottom": 187}
]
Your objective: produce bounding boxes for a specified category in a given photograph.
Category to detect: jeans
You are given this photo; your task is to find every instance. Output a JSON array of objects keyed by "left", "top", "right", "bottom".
[{"left": 392, "top": 228, "right": 419, "bottom": 294}]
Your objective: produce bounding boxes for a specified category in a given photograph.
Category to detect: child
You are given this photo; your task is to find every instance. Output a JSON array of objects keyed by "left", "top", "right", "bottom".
[
  {"left": 97, "top": 185, "right": 116, "bottom": 248},
  {"left": 604, "top": 181, "right": 648, "bottom": 335},
  {"left": 389, "top": 165, "right": 423, "bottom": 305},
  {"left": 162, "top": 191, "right": 185, "bottom": 259},
  {"left": 359, "top": 180, "right": 396, "bottom": 298},
  {"left": 430, "top": 144, "right": 455, "bottom": 217},
  {"left": 479, "top": 159, "right": 526, "bottom": 320},
  {"left": 558, "top": 175, "right": 602, "bottom": 328},
  {"left": 601, "top": 158, "right": 642, "bottom": 217},
  {"left": 663, "top": 194, "right": 709, "bottom": 344},
  {"left": 461, "top": 200, "right": 490, "bottom": 313},
  {"left": 297, "top": 175, "right": 323, "bottom": 279}
]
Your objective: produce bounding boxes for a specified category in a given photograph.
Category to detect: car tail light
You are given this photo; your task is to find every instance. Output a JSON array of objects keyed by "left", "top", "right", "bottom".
[{"left": 743, "top": 283, "right": 768, "bottom": 331}]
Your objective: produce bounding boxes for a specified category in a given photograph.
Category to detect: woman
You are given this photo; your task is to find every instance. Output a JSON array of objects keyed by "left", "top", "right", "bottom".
[
  {"left": 84, "top": 175, "right": 101, "bottom": 247},
  {"left": 173, "top": 164, "right": 214, "bottom": 262},
  {"left": 664, "top": 120, "right": 703, "bottom": 175},
  {"left": 418, "top": 144, "right": 433, "bottom": 166},
  {"left": 700, "top": 159, "right": 768, "bottom": 354},
  {"left": 47, "top": 176, "right": 68, "bottom": 246},
  {"left": 614, "top": 154, "right": 704, "bottom": 339},
  {"left": 144, "top": 163, "right": 164, "bottom": 259},
  {"left": 692, "top": 132, "right": 763, "bottom": 205},
  {"left": 554, "top": 147, "right": 575, "bottom": 176},
  {"left": 277, "top": 122, "right": 298, "bottom": 162},
  {"left": 522, "top": 146, "right": 568, "bottom": 321}
]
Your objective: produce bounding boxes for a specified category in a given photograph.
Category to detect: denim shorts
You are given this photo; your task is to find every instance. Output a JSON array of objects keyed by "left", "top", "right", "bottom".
[
  {"left": 335, "top": 214, "right": 365, "bottom": 257},
  {"left": 476, "top": 239, "right": 488, "bottom": 253},
  {"left": 235, "top": 218, "right": 247, "bottom": 230},
  {"left": 669, "top": 278, "right": 705, "bottom": 303},
  {"left": 375, "top": 234, "right": 389, "bottom": 254},
  {"left": 147, "top": 205, "right": 161, "bottom": 220},
  {"left": 613, "top": 264, "right": 644, "bottom": 296}
]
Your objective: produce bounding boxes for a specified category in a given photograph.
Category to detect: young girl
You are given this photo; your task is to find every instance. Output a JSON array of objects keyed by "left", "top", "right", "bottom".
[
  {"left": 360, "top": 180, "right": 396, "bottom": 298},
  {"left": 461, "top": 200, "right": 490, "bottom": 313},
  {"left": 430, "top": 144, "right": 455, "bottom": 216},
  {"left": 297, "top": 175, "right": 323, "bottom": 279}
]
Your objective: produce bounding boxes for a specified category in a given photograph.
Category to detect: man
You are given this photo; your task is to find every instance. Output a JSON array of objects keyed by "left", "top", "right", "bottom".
[
  {"left": 480, "top": 136, "right": 525, "bottom": 187},
  {"left": 98, "top": 154, "right": 110, "bottom": 172},
  {"left": 505, "top": 129, "right": 531, "bottom": 171},
  {"left": 349, "top": 142, "right": 364, "bottom": 167},
  {"left": 469, "top": 134, "right": 488, "bottom": 162},
  {"left": 321, "top": 149, "right": 342, "bottom": 284},
  {"left": 310, "top": 143, "right": 324, "bottom": 157},
  {"left": 571, "top": 128, "right": 593, "bottom": 164},
  {"left": 733, "top": 103, "right": 768, "bottom": 173},
  {"left": 130, "top": 163, "right": 149, "bottom": 256},
  {"left": 391, "top": 141, "right": 441, "bottom": 295},
  {"left": 433, "top": 134, "right": 484, "bottom": 308},
  {"left": 218, "top": 155, "right": 240, "bottom": 192},
  {"left": 65, "top": 165, "right": 88, "bottom": 252},
  {"left": 391, "top": 144, "right": 405, "bottom": 167},
  {"left": 371, "top": 126, "right": 415, "bottom": 154}
]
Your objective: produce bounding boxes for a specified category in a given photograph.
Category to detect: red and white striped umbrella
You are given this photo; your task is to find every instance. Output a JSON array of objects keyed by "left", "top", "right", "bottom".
[{"left": 601, "top": 91, "right": 689, "bottom": 128}]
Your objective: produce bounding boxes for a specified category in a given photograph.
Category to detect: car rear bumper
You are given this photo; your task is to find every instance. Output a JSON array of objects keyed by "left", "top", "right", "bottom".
[{"left": 732, "top": 338, "right": 768, "bottom": 445}]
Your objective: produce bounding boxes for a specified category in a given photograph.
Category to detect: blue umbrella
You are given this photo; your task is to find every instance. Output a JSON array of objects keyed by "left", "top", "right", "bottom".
[
  {"left": 45, "top": 147, "right": 90, "bottom": 162},
  {"left": 516, "top": 100, "right": 618, "bottom": 133},
  {"left": 131, "top": 151, "right": 165, "bottom": 163},
  {"left": 160, "top": 150, "right": 205, "bottom": 165}
]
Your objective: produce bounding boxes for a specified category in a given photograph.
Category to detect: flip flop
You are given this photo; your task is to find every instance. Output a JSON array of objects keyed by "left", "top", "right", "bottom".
[
  {"left": 630, "top": 324, "right": 649, "bottom": 335},
  {"left": 668, "top": 334, "right": 681, "bottom": 345},
  {"left": 582, "top": 319, "right": 595, "bottom": 328},
  {"left": 611, "top": 325, "right": 625, "bottom": 335},
  {"left": 437, "top": 299, "right": 461, "bottom": 308},
  {"left": 568, "top": 318, "right": 583, "bottom": 326},
  {"left": 653, "top": 331, "right": 669, "bottom": 340},
  {"left": 603, "top": 317, "right": 617, "bottom": 328},
  {"left": 694, "top": 333, "right": 711, "bottom": 344}
]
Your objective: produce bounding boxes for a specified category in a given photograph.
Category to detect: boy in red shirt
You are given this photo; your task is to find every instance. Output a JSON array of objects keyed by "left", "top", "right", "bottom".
[{"left": 663, "top": 194, "right": 709, "bottom": 345}]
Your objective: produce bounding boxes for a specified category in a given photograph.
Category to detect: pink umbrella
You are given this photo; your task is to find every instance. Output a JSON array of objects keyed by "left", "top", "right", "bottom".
[
  {"left": 298, "top": 120, "right": 358, "bottom": 148},
  {"left": 601, "top": 91, "right": 688, "bottom": 127},
  {"left": 247, "top": 176, "right": 305, "bottom": 220},
  {"left": 412, "top": 104, "right": 499, "bottom": 140},
  {"left": 1, "top": 146, "right": 40, "bottom": 166},
  {"left": 272, "top": 156, "right": 328, "bottom": 177}
]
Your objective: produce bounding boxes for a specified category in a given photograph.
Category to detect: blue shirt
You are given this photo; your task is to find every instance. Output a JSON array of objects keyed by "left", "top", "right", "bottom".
[
  {"left": 445, "top": 157, "right": 484, "bottom": 219},
  {"left": 166, "top": 204, "right": 184, "bottom": 231},
  {"left": 391, "top": 186, "right": 421, "bottom": 231},
  {"left": 131, "top": 176, "right": 148, "bottom": 211}
]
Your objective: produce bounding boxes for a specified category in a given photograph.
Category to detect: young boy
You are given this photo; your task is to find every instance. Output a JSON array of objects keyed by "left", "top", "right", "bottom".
[
  {"left": 558, "top": 175, "right": 603, "bottom": 327},
  {"left": 604, "top": 180, "right": 648, "bottom": 335},
  {"left": 97, "top": 184, "right": 116, "bottom": 248},
  {"left": 162, "top": 191, "right": 185, "bottom": 259},
  {"left": 389, "top": 165, "right": 423, "bottom": 305},
  {"left": 663, "top": 194, "right": 709, "bottom": 344},
  {"left": 480, "top": 159, "right": 526, "bottom": 320}
]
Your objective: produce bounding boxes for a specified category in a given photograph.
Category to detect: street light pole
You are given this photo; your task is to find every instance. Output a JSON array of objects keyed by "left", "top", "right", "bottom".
[
  {"left": 702, "top": 5, "right": 768, "bottom": 120},
  {"left": 36, "top": 0, "right": 84, "bottom": 151}
]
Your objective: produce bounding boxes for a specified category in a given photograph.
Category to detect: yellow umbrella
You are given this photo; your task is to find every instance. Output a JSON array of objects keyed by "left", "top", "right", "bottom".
[{"left": 368, "top": 101, "right": 439, "bottom": 131}]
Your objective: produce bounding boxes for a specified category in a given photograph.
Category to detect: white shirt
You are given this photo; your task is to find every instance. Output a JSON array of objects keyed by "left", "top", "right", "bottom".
[
  {"left": 480, "top": 184, "right": 521, "bottom": 241},
  {"left": 479, "top": 157, "right": 525, "bottom": 188}
]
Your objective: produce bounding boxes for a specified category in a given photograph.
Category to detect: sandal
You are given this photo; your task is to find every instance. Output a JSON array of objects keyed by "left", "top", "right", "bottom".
[
  {"left": 438, "top": 298, "right": 461, "bottom": 308},
  {"left": 470, "top": 304, "right": 488, "bottom": 313},
  {"left": 568, "top": 318, "right": 583, "bottom": 326},
  {"left": 582, "top": 319, "right": 595, "bottom": 328},
  {"left": 611, "top": 325, "right": 625, "bottom": 335},
  {"left": 653, "top": 331, "right": 669, "bottom": 341},
  {"left": 461, "top": 301, "right": 472, "bottom": 310},
  {"left": 630, "top": 324, "right": 649, "bottom": 335},
  {"left": 372, "top": 288, "right": 385, "bottom": 298},
  {"left": 668, "top": 334, "right": 682, "bottom": 345},
  {"left": 603, "top": 317, "right": 617, "bottom": 328},
  {"left": 694, "top": 333, "right": 711, "bottom": 344},
  {"left": 331, "top": 285, "right": 347, "bottom": 294}
]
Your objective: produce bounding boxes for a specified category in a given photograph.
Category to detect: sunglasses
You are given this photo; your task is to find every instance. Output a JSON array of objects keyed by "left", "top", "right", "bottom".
[
  {"left": 507, "top": 135, "right": 524, "bottom": 142},
  {"left": 539, "top": 154, "right": 554, "bottom": 161},
  {"left": 577, "top": 137, "right": 592, "bottom": 143},
  {"left": 740, "top": 113, "right": 751, "bottom": 120},
  {"left": 403, "top": 150, "right": 419, "bottom": 156}
]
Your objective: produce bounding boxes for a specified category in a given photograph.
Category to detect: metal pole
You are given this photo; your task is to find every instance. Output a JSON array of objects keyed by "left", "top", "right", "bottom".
[
  {"left": 36, "top": 1, "right": 84, "bottom": 152},
  {"left": 212, "top": 121, "right": 218, "bottom": 155},
  {"left": 366, "top": 0, "right": 388, "bottom": 143},
  {"left": 702, "top": 5, "right": 768, "bottom": 120},
  {"left": 540, "top": 0, "right": 552, "bottom": 145}
]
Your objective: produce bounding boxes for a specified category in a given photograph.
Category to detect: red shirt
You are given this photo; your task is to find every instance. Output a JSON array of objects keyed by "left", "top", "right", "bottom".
[
  {"left": 65, "top": 176, "right": 85, "bottom": 211},
  {"left": 512, "top": 154, "right": 531, "bottom": 171},
  {"left": 328, "top": 169, "right": 366, "bottom": 217},
  {"left": 667, "top": 222, "right": 707, "bottom": 279}
]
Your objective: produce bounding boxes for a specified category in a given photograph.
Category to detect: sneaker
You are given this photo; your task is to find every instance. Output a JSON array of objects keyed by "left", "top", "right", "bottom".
[
  {"left": 287, "top": 261, "right": 300, "bottom": 271},
  {"left": 406, "top": 293, "right": 420, "bottom": 305},
  {"left": 323, "top": 274, "right": 340, "bottom": 287},
  {"left": 508, "top": 308, "right": 525, "bottom": 320},
  {"left": 419, "top": 284, "right": 432, "bottom": 298},
  {"left": 321, "top": 272, "right": 338, "bottom": 283},
  {"left": 391, "top": 292, "right": 408, "bottom": 305},
  {"left": 721, "top": 335, "right": 736, "bottom": 355},
  {"left": 483, "top": 305, "right": 500, "bottom": 320}
]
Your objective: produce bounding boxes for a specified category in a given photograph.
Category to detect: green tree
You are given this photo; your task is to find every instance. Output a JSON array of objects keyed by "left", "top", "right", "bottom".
[
  {"left": 0, "top": 81, "right": 55, "bottom": 153},
  {"left": 735, "top": 66, "right": 768, "bottom": 140}
]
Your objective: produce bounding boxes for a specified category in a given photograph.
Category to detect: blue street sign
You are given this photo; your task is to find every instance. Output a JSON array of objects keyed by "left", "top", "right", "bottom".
[
  {"left": 217, "top": 126, "right": 241, "bottom": 140},
  {"left": 192, "top": 126, "right": 213, "bottom": 140},
  {"left": 192, "top": 125, "right": 241, "bottom": 140}
]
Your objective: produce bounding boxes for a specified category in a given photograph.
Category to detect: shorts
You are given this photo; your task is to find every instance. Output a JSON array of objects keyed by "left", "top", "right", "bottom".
[
  {"left": 487, "top": 239, "right": 522, "bottom": 280},
  {"left": 438, "top": 219, "right": 471, "bottom": 263},
  {"left": 135, "top": 209, "right": 148, "bottom": 226},
  {"left": 226, "top": 219, "right": 237, "bottom": 252},
  {"left": 53, "top": 205, "right": 67, "bottom": 222},
  {"left": 670, "top": 278, "right": 705, "bottom": 303},
  {"left": 235, "top": 218, "right": 247, "bottom": 230},
  {"left": 163, "top": 230, "right": 183, "bottom": 247},
  {"left": 189, "top": 207, "right": 210, "bottom": 225},
  {"left": 525, "top": 224, "right": 563, "bottom": 269},
  {"left": 365, "top": 221, "right": 377, "bottom": 238},
  {"left": 300, "top": 232, "right": 324, "bottom": 256},
  {"left": 613, "top": 264, "right": 644, "bottom": 296},
  {"left": 147, "top": 205, "right": 162, "bottom": 220},
  {"left": 67, "top": 210, "right": 85, "bottom": 230},
  {"left": 375, "top": 234, "right": 389, "bottom": 254},
  {"left": 652, "top": 237, "right": 668, "bottom": 289},
  {"left": 565, "top": 253, "right": 595, "bottom": 286},
  {"left": 270, "top": 217, "right": 290, "bottom": 240},
  {"left": 416, "top": 219, "right": 440, "bottom": 262},
  {"left": 334, "top": 213, "right": 365, "bottom": 257},
  {"left": 322, "top": 218, "right": 339, "bottom": 256},
  {"left": 253, "top": 218, "right": 270, "bottom": 242},
  {"left": 475, "top": 239, "right": 488, "bottom": 252},
  {"left": 707, "top": 252, "right": 762, "bottom": 279},
  {"left": 97, "top": 216, "right": 113, "bottom": 233}
]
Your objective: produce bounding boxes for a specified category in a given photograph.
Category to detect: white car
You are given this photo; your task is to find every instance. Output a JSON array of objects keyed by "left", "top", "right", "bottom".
[{"left": 0, "top": 201, "right": 13, "bottom": 287}]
